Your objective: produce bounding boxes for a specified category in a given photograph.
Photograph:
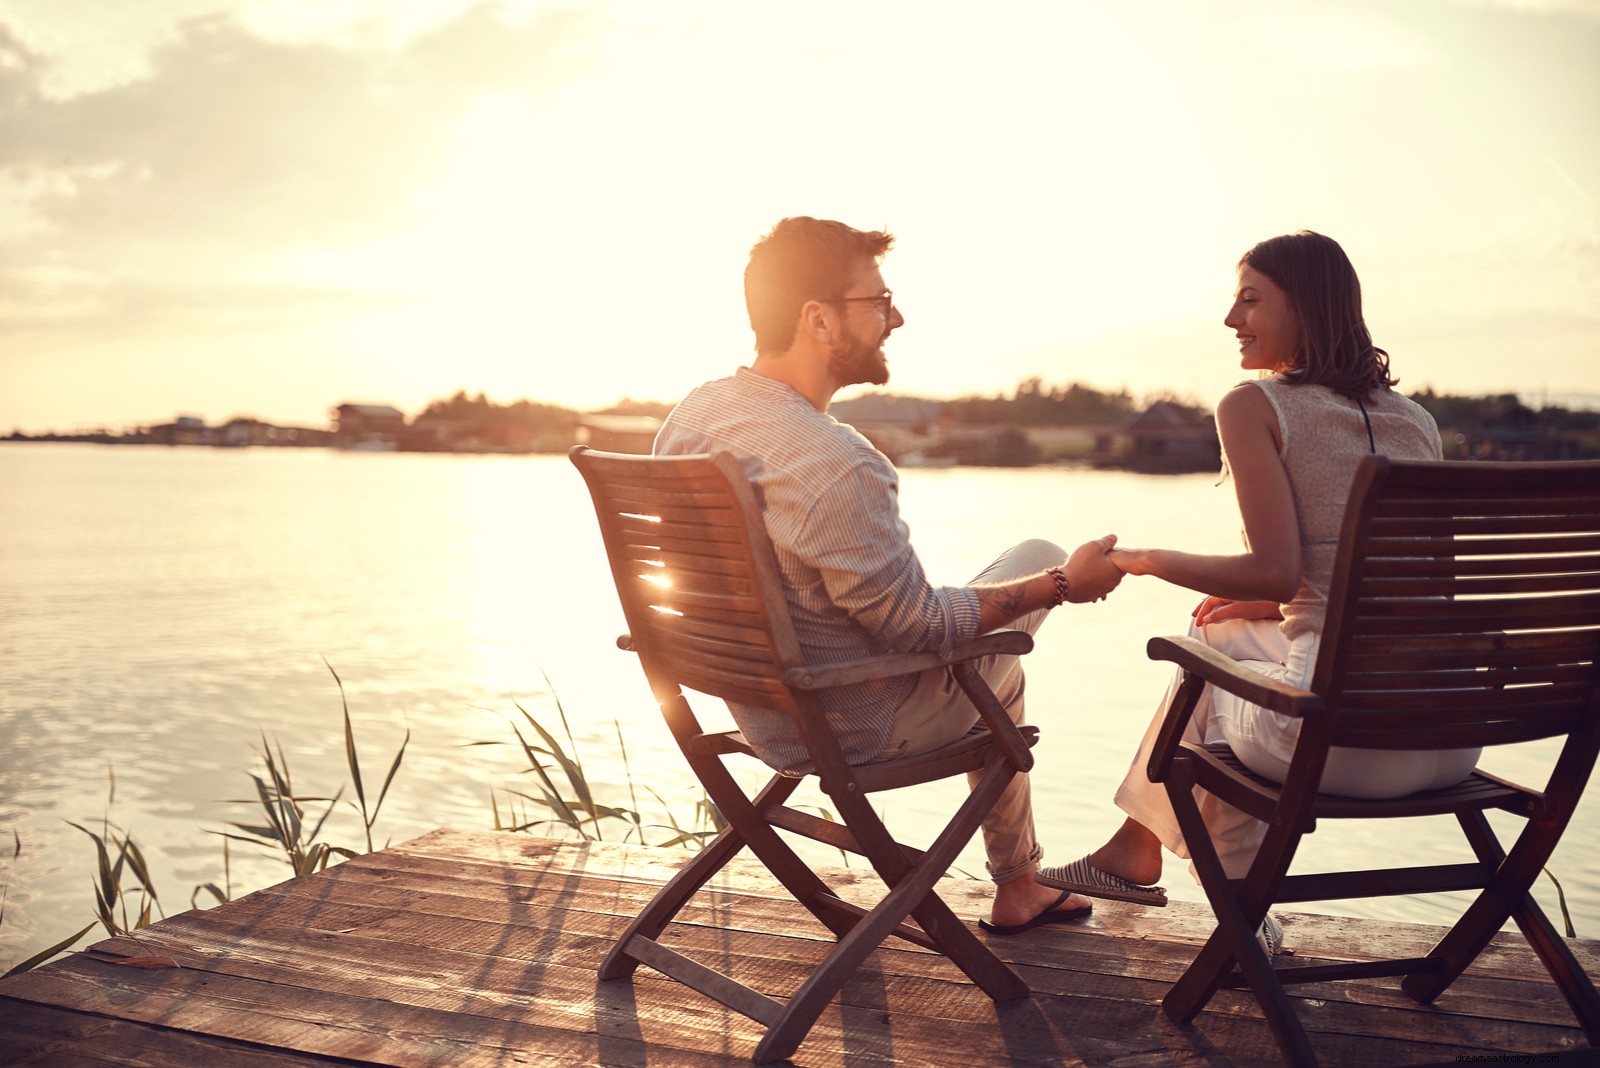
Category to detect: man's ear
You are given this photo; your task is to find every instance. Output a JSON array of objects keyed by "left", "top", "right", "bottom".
[{"left": 800, "top": 299, "right": 833, "bottom": 345}]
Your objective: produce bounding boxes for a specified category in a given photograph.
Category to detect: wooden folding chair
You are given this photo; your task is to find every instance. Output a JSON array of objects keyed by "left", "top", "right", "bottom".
[
  {"left": 569, "top": 445, "right": 1040, "bottom": 1063},
  {"left": 1144, "top": 455, "right": 1600, "bottom": 1066}
]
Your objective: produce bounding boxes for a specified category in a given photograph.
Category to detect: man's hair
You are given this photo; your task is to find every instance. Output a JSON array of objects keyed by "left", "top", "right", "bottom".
[
  {"left": 745, "top": 217, "right": 894, "bottom": 354},
  {"left": 1240, "top": 230, "right": 1397, "bottom": 401}
]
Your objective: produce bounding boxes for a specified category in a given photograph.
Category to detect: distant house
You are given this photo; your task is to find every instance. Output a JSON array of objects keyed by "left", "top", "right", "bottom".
[
  {"left": 219, "top": 417, "right": 332, "bottom": 447},
  {"left": 145, "top": 415, "right": 216, "bottom": 446},
  {"left": 936, "top": 425, "right": 1040, "bottom": 467},
  {"left": 1107, "top": 401, "right": 1221, "bottom": 472},
  {"left": 831, "top": 395, "right": 947, "bottom": 462},
  {"left": 332, "top": 403, "right": 405, "bottom": 450}
]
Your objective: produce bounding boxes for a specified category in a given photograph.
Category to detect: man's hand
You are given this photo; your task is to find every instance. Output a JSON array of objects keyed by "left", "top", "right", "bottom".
[
  {"left": 1192, "top": 596, "right": 1282, "bottom": 626},
  {"left": 1064, "top": 534, "right": 1122, "bottom": 603}
]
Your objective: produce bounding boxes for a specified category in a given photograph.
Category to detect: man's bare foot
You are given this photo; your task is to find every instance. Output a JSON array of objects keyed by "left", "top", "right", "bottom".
[{"left": 988, "top": 874, "right": 1092, "bottom": 929}]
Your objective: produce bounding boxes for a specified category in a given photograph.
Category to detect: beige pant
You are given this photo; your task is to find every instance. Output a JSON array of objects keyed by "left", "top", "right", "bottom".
[
  {"left": 1117, "top": 616, "right": 1482, "bottom": 880},
  {"left": 873, "top": 539, "right": 1066, "bottom": 885}
]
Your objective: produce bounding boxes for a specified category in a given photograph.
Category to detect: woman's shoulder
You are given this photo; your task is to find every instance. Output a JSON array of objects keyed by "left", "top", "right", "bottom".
[
  {"left": 1238, "top": 376, "right": 1349, "bottom": 417},
  {"left": 1218, "top": 379, "right": 1278, "bottom": 416},
  {"left": 1369, "top": 385, "right": 1439, "bottom": 420}
]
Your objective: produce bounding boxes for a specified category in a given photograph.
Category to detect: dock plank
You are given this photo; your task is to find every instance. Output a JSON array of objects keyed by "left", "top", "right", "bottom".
[{"left": 0, "top": 829, "right": 1593, "bottom": 1066}]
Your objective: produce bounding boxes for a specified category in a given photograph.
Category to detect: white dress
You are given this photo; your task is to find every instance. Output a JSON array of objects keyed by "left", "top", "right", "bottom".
[{"left": 1114, "top": 379, "right": 1482, "bottom": 879}]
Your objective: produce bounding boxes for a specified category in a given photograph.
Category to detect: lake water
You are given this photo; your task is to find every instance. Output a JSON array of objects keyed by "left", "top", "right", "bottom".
[{"left": 2, "top": 443, "right": 1596, "bottom": 971}]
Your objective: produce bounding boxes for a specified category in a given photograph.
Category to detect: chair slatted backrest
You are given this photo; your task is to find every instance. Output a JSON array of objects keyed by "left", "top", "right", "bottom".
[
  {"left": 571, "top": 447, "right": 805, "bottom": 715},
  {"left": 1315, "top": 457, "right": 1600, "bottom": 753}
]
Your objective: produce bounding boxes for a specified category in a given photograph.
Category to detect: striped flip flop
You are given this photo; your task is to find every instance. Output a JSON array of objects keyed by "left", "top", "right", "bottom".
[{"left": 1035, "top": 855, "right": 1168, "bottom": 907}]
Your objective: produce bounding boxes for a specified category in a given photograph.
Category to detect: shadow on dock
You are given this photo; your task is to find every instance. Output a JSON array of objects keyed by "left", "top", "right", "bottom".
[{"left": 2, "top": 828, "right": 1594, "bottom": 1066}]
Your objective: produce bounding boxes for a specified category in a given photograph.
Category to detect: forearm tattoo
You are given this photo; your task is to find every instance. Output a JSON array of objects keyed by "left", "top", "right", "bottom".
[{"left": 974, "top": 582, "right": 1028, "bottom": 619}]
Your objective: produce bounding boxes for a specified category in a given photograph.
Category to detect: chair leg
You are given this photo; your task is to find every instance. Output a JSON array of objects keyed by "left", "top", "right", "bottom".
[
  {"left": 864, "top": 754, "right": 1029, "bottom": 997},
  {"left": 1509, "top": 890, "right": 1600, "bottom": 1044},
  {"left": 690, "top": 758, "right": 860, "bottom": 940},
  {"left": 1158, "top": 773, "right": 1251, "bottom": 1022},
  {"left": 754, "top": 878, "right": 949, "bottom": 1062},
  {"left": 753, "top": 781, "right": 1027, "bottom": 1063},
  {"left": 599, "top": 818, "right": 750, "bottom": 980},
  {"left": 1162, "top": 772, "right": 1318, "bottom": 1067},
  {"left": 1403, "top": 810, "right": 1600, "bottom": 1042},
  {"left": 601, "top": 771, "right": 846, "bottom": 980},
  {"left": 898, "top": 759, "right": 1032, "bottom": 1000}
]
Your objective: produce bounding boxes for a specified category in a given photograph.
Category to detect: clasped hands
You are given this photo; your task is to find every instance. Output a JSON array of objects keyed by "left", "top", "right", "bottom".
[{"left": 1062, "top": 534, "right": 1123, "bottom": 602}]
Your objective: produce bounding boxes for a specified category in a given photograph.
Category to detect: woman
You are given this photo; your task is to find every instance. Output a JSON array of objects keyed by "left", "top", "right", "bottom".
[{"left": 1039, "top": 231, "right": 1480, "bottom": 950}]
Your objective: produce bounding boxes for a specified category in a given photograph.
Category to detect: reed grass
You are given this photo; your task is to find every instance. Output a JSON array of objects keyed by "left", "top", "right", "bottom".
[
  {"left": 331, "top": 660, "right": 409, "bottom": 854},
  {"left": 2, "top": 770, "right": 160, "bottom": 979},
  {"left": 477, "top": 690, "right": 728, "bottom": 849},
  {"left": 472, "top": 670, "right": 849, "bottom": 862},
  {"left": 69, "top": 769, "right": 164, "bottom": 939},
  {"left": 212, "top": 664, "right": 410, "bottom": 877},
  {"left": 1545, "top": 867, "right": 1576, "bottom": 938}
]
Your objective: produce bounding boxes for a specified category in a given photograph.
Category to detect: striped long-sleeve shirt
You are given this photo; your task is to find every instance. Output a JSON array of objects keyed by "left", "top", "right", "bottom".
[{"left": 653, "top": 367, "right": 983, "bottom": 773}]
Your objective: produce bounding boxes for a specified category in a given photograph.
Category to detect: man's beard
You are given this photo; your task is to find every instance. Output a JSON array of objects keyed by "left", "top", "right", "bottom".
[{"left": 827, "top": 329, "right": 890, "bottom": 387}]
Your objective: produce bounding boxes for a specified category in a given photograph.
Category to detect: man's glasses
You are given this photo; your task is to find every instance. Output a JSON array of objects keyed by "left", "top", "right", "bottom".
[{"left": 835, "top": 290, "right": 894, "bottom": 318}]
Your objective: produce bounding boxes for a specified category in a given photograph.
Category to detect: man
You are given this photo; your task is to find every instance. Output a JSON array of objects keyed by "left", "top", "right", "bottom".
[{"left": 654, "top": 216, "right": 1122, "bottom": 933}]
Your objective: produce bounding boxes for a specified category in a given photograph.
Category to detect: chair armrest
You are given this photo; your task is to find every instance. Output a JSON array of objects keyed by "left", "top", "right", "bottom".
[
  {"left": 782, "top": 630, "right": 1034, "bottom": 691},
  {"left": 1144, "top": 634, "right": 1324, "bottom": 785},
  {"left": 1146, "top": 635, "right": 1323, "bottom": 717}
]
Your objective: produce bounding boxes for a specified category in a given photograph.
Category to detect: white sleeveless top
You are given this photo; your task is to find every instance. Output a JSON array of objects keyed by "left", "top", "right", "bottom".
[{"left": 1242, "top": 378, "right": 1441, "bottom": 640}]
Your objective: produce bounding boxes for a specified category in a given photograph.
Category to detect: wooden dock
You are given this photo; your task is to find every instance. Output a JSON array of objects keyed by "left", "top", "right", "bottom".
[{"left": 2, "top": 827, "right": 1595, "bottom": 1066}]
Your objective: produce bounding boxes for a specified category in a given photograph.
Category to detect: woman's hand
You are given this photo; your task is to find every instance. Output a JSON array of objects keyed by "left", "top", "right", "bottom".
[
  {"left": 1192, "top": 596, "right": 1283, "bottom": 627},
  {"left": 1107, "top": 547, "right": 1155, "bottom": 576}
]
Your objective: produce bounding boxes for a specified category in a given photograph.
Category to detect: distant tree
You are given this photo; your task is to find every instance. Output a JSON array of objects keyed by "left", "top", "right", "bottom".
[
  {"left": 1410, "top": 389, "right": 1517, "bottom": 429},
  {"left": 410, "top": 391, "right": 580, "bottom": 449},
  {"left": 593, "top": 398, "right": 674, "bottom": 419},
  {"left": 945, "top": 378, "right": 1146, "bottom": 426}
]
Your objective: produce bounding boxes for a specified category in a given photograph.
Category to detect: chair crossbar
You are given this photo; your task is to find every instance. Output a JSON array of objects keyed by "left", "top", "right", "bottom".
[
  {"left": 764, "top": 804, "right": 865, "bottom": 856},
  {"left": 687, "top": 730, "right": 757, "bottom": 757},
  {"left": 1271, "top": 863, "right": 1494, "bottom": 903},
  {"left": 1224, "top": 957, "right": 1446, "bottom": 988},
  {"left": 622, "top": 936, "right": 785, "bottom": 1026}
]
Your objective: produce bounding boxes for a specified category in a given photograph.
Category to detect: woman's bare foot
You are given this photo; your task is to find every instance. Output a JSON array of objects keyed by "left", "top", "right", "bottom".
[{"left": 1088, "top": 818, "right": 1164, "bottom": 887}]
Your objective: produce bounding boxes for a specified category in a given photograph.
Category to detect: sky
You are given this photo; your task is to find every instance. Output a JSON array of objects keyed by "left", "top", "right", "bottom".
[{"left": 0, "top": 0, "right": 1596, "bottom": 434}]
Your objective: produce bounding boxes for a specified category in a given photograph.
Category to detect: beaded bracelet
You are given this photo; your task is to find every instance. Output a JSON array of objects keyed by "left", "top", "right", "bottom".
[{"left": 1047, "top": 565, "right": 1071, "bottom": 607}]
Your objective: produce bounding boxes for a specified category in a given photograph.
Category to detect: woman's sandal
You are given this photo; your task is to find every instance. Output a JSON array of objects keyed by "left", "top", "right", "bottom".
[
  {"left": 1036, "top": 856, "right": 1168, "bottom": 907},
  {"left": 1257, "top": 913, "right": 1285, "bottom": 956}
]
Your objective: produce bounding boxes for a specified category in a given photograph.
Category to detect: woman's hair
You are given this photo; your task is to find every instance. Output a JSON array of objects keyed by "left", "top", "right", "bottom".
[
  {"left": 1240, "top": 230, "right": 1396, "bottom": 400},
  {"left": 744, "top": 217, "right": 894, "bottom": 355}
]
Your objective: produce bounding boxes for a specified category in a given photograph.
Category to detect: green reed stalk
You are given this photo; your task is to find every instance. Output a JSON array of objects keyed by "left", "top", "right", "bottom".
[
  {"left": 327, "top": 659, "right": 409, "bottom": 853},
  {"left": 1544, "top": 867, "right": 1577, "bottom": 937},
  {"left": 213, "top": 730, "right": 356, "bottom": 877}
]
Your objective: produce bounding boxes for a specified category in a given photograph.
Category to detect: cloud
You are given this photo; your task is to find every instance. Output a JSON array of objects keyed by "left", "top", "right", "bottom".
[{"left": 0, "top": 4, "right": 605, "bottom": 341}]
